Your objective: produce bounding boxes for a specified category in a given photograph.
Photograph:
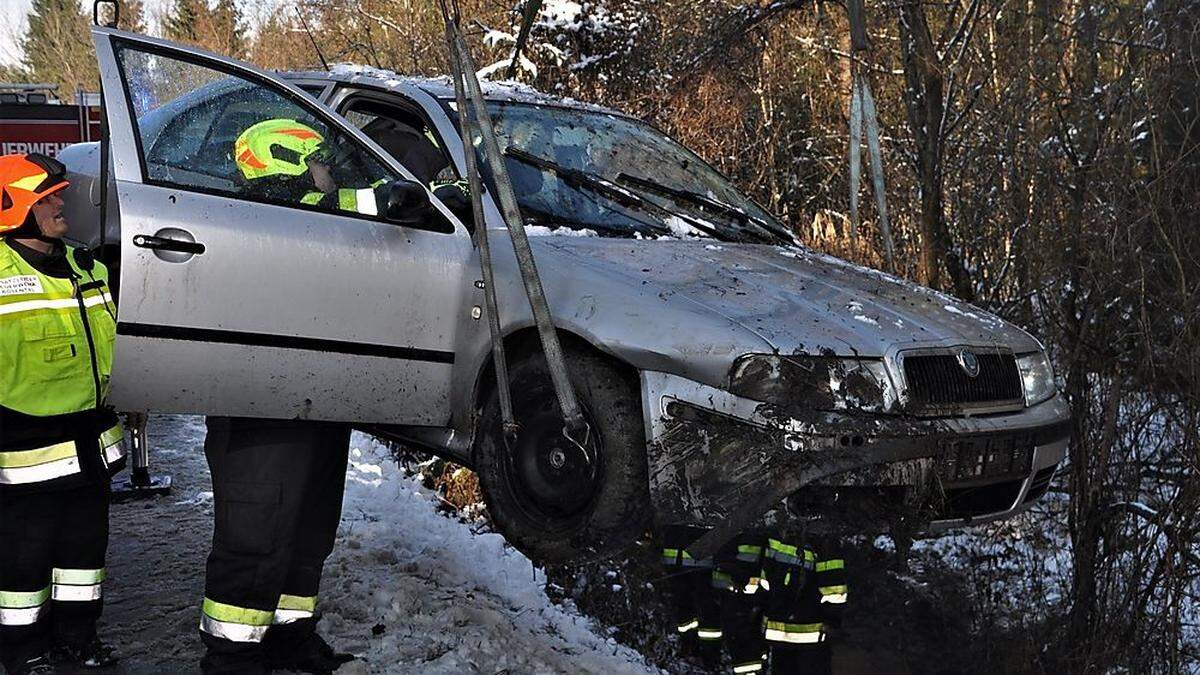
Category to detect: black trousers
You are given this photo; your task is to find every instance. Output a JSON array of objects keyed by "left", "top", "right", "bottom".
[
  {"left": 0, "top": 483, "right": 109, "bottom": 673},
  {"left": 199, "top": 417, "right": 350, "bottom": 675}
]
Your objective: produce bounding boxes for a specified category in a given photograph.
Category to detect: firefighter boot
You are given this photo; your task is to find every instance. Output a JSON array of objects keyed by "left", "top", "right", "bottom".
[
  {"left": 53, "top": 637, "right": 118, "bottom": 669},
  {"left": 11, "top": 652, "right": 57, "bottom": 675},
  {"left": 264, "top": 619, "right": 355, "bottom": 674}
]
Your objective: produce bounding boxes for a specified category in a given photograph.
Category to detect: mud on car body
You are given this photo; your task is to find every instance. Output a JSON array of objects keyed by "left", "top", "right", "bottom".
[{"left": 60, "top": 28, "right": 1069, "bottom": 563}]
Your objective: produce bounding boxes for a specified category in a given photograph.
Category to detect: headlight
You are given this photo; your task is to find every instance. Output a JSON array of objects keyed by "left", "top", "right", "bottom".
[
  {"left": 1016, "top": 351, "right": 1057, "bottom": 405},
  {"left": 728, "top": 354, "right": 898, "bottom": 413}
]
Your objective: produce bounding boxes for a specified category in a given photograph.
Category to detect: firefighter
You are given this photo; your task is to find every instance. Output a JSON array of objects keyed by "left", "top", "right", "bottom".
[
  {"left": 233, "top": 118, "right": 387, "bottom": 216},
  {"left": 712, "top": 535, "right": 769, "bottom": 674},
  {"left": 663, "top": 528, "right": 770, "bottom": 673},
  {"left": 759, "top": 536, "right": 848, "bottom": 675},
  {"left": 660, "top": 526, "right": 723, "bottom": 669},
  {"left": 0, "top": 153, "right": 125, "bottom": 674},
  {"left": 195, "top": 121, "right": 366, "bottom": 674}
]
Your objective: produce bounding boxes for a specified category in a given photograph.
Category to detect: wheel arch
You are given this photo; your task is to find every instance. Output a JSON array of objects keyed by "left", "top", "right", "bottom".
[{"left": 470, "top": 325, "right": 642, "bottom": 417}]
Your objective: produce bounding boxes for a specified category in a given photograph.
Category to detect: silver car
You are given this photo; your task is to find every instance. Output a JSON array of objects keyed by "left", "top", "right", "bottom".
[{"left": 61, "top": 28, "right": 1070, "bottom": 562}]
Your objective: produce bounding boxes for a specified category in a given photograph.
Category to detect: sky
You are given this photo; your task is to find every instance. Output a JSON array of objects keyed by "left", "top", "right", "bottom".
[
  {"left": 0, "top": 0, "right": 280, "bottom": 68},
  {"left": 0, "top": 0, "right": 171, "bottom": 66}
]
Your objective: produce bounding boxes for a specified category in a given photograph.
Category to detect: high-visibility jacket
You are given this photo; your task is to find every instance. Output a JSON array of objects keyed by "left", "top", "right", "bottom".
[
  {"left": 0, "top": 239, "right": 123, "bottom": 489},
  {"left": 301, "top": 180, "right": 388, "bottom": 216}
]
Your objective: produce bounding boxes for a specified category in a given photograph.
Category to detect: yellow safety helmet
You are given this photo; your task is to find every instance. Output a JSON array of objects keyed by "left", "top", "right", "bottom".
[{"left": 233, "top": 119, "right": 325, "bottom": 180}]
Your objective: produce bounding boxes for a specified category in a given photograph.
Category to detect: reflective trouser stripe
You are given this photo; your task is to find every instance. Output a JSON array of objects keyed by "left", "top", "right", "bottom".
[
  {"left": 815, "top": 559, "right": 845, "bottom": 572},
  {"left": 0, "top": 439, "right": 80, "bottom": 485},
  {"left": 272, "top": 608, "right": 312, "bottom": 624},
  {"left": 273, "top": 594, "right": 317, "bottom": 624},
  {"left": 676, "top": 618, "right": 699, "bottom": 633},
  {"left": 733, "top": 661, "right": 765, "bottom": 673},
  {"left": 0, "top": 440, "right": 76, "bottom": 468},
  {"left": 0, "top": 423, "right": 124, "bottom": 485},
  {"left": 820, "top": 584, "right": 849, "bottom": 604},
  {"left": 200, "top": 614, "right": 270, "bottom": 643},
  {"left": 200, "top": 598, "right": 273, "bottom": 643},
  {"left": 0, "top": 604, "right": 47, "bottom": 626},
  {"left": 101, "top": 424, "right": 125, "bottom": 465},
  {"left": 53, "top": 584, "right": 102, "bottom": 601},
  {"left": 697, "top": 627, "right": 723, "bottom": 640},
  {"left": 52, "top": 568, "right": 105, "bottom": 602},
  {"left": 53, "top": 568, "right": 106, "bottom": 585},
  {"left": 0, "top": 587, "right": 50, "bottom": 626},
  {"left": 0, "top": 454, "right": 80, "bottom": 484},
  {"left": 763, "top": 620, "right": 824, "bottom": 644}
]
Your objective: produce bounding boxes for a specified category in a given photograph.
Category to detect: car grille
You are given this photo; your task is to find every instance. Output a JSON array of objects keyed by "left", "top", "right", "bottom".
[{"left": 902, "top": 350, "right": 1023, "bottom": 413}]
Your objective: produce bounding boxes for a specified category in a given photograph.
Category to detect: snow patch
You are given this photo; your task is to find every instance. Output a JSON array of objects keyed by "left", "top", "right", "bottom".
[
  {"left": 320, "top": 434, "right": 655, "bottom": 673},
  {"left": 525, "top": 225, "right": 600, "bottom": 237},
  {"left": 662, "top": 215, "right": 706, "bottom": 239}
]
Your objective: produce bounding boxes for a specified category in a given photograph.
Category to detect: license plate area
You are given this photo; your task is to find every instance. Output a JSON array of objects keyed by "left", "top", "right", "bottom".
[{"left": 938, "top": 433, "right": 1034, "bottom": 485}]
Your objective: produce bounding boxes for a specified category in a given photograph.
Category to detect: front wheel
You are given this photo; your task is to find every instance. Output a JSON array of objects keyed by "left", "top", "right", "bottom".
[{"left": 474, "top": 349, "right": 651, "bottom": 564}]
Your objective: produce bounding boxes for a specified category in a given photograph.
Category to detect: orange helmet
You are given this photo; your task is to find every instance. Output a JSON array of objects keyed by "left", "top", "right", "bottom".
[{"left": 0, "top": 153, "right": 69, "bottom": 234}]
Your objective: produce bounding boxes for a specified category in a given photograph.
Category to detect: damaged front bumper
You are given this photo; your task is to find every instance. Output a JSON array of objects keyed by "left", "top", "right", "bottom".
[{"left": 641, "top": 371, "right": 1071, "bottom": 552}]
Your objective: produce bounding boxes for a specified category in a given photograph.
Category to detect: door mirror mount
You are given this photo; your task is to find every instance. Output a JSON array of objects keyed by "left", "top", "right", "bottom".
[
  {"left": 383, "top": 179, "right": 434, "bottom": 225},
  {"left": 432, "top": 182, "right": 473, "bottom": 228}
]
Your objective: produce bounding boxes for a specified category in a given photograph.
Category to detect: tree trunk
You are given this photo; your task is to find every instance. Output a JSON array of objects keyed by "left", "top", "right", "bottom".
[{"left": 898, "top": 0, "right": 974, "bottom": 301}]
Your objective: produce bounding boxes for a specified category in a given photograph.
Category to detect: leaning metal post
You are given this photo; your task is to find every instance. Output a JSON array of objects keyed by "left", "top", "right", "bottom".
[{"left": 438, "top": 1, "right": 590, "bottom": 449}]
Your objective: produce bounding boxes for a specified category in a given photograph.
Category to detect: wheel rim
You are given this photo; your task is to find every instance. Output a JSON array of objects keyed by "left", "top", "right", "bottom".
[{"left": 506, "top": 399, "right": 602, "bottom": 522}]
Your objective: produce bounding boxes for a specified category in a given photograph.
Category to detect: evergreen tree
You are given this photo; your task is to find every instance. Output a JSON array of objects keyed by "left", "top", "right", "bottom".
[
  {"left": 210, "top": 0, "right": 246, "bottom": 58},
  {"left": 118, "top": 0, "right": 148, "bottom": 33},
  {"left": 18, "top": 0, "right": 99, "bottom": 100},
  {"left": 162, "top": 0, "right": 203, "bottom": 42}
]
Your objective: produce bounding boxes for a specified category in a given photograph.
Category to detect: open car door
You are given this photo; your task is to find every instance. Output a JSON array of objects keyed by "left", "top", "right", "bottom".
[{"left": 91, "top": 28, "right": 472, "bottom": 424}]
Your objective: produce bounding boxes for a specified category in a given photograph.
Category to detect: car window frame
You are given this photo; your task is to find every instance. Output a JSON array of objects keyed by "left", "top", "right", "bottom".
[
  {"left": 110, "top": 36, "right": 458, "bottom": 235},
  {"left": 334, "top": 89, "right": 461, "bottom": 181}
]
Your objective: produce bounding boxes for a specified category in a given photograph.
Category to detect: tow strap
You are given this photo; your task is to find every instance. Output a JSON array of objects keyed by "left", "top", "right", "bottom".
[{"left": 438, "top": 1, "right": 591, "bottom": 453}]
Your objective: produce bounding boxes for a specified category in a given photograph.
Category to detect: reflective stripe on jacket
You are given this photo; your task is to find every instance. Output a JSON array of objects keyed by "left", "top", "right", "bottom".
[
  {"left": 301, "top": 180, "right": 386, "bottom": 216},
  {"left": 0, "top": 240, "right": 123, "bottom": 488},
  {"left": 0, "top": 240, "right": 115, "bottom": 416}
]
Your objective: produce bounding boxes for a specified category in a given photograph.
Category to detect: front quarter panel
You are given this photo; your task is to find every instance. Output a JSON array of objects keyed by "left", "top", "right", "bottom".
[{"left": 448, "top": 234, "right": 775, "bottom": 430}]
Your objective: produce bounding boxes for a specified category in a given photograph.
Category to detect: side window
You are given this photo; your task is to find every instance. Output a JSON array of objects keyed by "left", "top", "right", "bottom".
[
  {"left": 115, "top": 44, "right": 399, "bottom": 218},
  {"left": 341, "top": 99, "right": 457, "bottom": 187}
]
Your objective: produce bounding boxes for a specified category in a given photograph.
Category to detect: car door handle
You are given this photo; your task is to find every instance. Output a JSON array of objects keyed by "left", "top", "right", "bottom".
[
  {"left": 133, "top": 234, "right": 205, "bottom": 255},
  {"left": 133, "top": 228, "right": 205, "bottom": 263}
]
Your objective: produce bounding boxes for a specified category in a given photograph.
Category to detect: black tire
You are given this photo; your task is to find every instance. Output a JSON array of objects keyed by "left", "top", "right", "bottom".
[{"left": 474, "top": 348, "right": 651, "bottom": 564}]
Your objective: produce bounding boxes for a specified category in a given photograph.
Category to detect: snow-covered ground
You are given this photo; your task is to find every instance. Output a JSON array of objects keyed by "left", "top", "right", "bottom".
[{"left": 80, "top": 415, "right": 656, "bottom": 674}]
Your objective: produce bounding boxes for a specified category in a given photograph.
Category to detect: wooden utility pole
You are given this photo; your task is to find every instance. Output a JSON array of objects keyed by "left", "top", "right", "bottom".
[{"left": 846, "top": 0, "right": 896, "bottom": 272}]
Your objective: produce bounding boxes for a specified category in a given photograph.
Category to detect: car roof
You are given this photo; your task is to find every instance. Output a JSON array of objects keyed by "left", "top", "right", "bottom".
[{"left": 281, "top": 64, "right": 629, "bottom": 118}]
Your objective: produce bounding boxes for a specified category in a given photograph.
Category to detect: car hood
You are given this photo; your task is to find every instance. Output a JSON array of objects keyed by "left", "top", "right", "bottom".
[{"left": 534, "top": 238, "right": 1041, "bottom": 357}]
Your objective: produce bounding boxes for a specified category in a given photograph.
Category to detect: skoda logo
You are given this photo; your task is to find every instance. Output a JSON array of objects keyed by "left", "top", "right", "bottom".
[{"left": 957, "top": 349, "right": 981, "bottom": 378}]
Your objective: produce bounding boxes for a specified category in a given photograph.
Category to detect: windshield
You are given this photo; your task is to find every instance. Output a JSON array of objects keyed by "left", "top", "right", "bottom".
[{"left": 450, "top": 101, "right": 789, "bottom": 243}]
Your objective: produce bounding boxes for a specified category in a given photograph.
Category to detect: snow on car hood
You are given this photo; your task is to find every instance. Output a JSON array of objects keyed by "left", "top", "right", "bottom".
[{"left": 534, "top": 238, "right": 1041, "bottom": 357}]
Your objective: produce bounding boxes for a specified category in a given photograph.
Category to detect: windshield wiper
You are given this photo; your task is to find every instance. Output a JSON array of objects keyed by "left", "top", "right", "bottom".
[
  {"left": 504, "top": 147, "right": 725, "bottom": 240},
  {"left": 517, "top": 202, "right": 640, "bottom": 238},
  {"left": 616, "top": 172, "right": 794, "bottom": 245}
]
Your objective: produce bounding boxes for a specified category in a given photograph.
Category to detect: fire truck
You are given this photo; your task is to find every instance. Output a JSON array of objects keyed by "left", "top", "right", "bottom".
[{"left": 0, "top": 83, "right": 101, "bottom": 157}]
